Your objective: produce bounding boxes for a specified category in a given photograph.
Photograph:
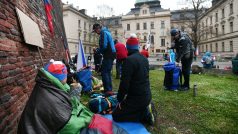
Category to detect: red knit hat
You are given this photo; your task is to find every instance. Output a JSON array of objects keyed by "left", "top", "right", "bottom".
[{"left": 126, "top": 34, "right": 139, "bottom": 50}]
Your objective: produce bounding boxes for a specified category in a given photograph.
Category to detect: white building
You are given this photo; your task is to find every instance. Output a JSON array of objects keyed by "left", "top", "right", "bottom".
[
  {"left": 198, "top": 0, "right": 238, "bottom": 58},
  {"left": 121, "top": 0, "right": 171, "bottom": 55},
  {"left": 63, "top": 4, "right": 98, "bottom": 57}
]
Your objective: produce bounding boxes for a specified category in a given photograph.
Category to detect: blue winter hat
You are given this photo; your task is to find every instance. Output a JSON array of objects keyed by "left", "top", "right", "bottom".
[{"left": 170, "top": 29, "right": 179, "bottom": 36}]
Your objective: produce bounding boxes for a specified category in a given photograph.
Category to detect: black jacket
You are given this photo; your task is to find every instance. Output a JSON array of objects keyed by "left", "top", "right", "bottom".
[
  {"left": 173, "top": 33, "right": 194, "bottom": 62},
  {"left": 18, "top": 70, "right": 72, "bottom": 134},
  {"left": 117, "top": 50, "right": 151, "bottom": 107}
]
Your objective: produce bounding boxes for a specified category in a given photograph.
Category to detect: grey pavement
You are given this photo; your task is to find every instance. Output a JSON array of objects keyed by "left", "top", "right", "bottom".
[{"left": 148, "top": 57, "right": 232, "bottom": 70}]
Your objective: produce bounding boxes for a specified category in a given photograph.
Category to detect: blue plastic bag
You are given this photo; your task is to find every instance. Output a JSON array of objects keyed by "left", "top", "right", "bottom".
[{"left": 76, "top": 67, "right": 92, "bottom": 92}]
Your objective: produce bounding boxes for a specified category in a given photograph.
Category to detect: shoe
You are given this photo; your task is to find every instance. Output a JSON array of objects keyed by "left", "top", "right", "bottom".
[
  {"left": 145, "top": 102, "right": 157, "bottom": 126},
  {"left": 179, "top": 86, "right": 190, "bottom": 91}
]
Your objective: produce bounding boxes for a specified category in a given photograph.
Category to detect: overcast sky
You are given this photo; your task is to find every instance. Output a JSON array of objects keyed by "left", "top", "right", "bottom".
[{"left": 61, "top": 0, "right": 211, "bottom": 17}]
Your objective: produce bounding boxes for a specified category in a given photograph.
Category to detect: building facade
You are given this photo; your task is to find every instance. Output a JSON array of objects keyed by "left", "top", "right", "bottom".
[
  {"left": 63, "top": 4, "right": 98, "bottom": 57},
  {"left": 198, "top": 0, "right": 238, "bottom": 58},
  {"left": 121, "top": 0, "right": 171, "bottom": 54}
]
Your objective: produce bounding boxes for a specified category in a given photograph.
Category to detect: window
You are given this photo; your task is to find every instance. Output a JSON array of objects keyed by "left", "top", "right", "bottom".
[
  {"left": 84, "top": 33, "right": 87, "bottom": 41},
  {"left": 84, "top": 46, "right": 86, "bottom": 53},
  {"left": 206, "top": 18, "right": 208, "bottom": 26},
  {"left": 161, "top": 39, "right": 165, "bottom": 47},
  {"left": 161, "top": 21, "right": 165, "bottom": 29},
  {"left": 215, "top": 43, "right": 218, "bottom": 52},
  {"left": 222, "top": 8, "right": 225, "bottom": 18},
  {"left": 156, "top": 49, "right": 160, "bottom": 53},
  {"left": 222, "top": 42, "right": 225, "bottom": 52},
  {"left": 151, "top": 35, "right": 154, "bottom": 44},
  {"left": 144, "top": 36, "right": 147, "bottom": 41},
  {"left": 143, "top": 23, "right": 147, "bottom": 30},
  {"left": 210, "top": 27, "right": 213, "bottom": 37},
  {"left": 230, "top": 3, "right": 233, "bottom": 14},
  {"left": 142, "top": 10, "right": 147, "bottom": 14},
  {"left": 210, "top": 44, "right": 212, "bottom": 52},
  {"left": 84, "top": 22, "right": 86, "bottom": 30},
  {"left": 89, "top": 47, "right": 91, "bottom": 54},
  {"left": 78, "top": 20, "right": 81, "bottom": 28},
  {"left": 78, "top": 32, "right": 81, "bottom": 39},
  {"left": 215, "top": 28, "right": 218, "bottom": 36},
  {"left": 222, "top": 25, "right": 225, "bottom": 34},
  {"left": 136, "top": 23, "right": 140, "bottom": 30},
  {"left": 89, "top": 24, "right": 91, "bottom": 31},
  {"left": 180, "top": 14, "right": 185, "bottom": 19},
  {"left": 230, "top": 41, "right": 233, "bottom": 52},
  {"left": 202, "top": 45, "right": 204, "bottom": 52},
  {"left": 215, "top": 12, "right": 218, "bottom": 22},
  {"left": 127, "top": 24, "right": 130, "bottom": 31},
  {"left": 151, "top": 22, "right": 154, "bottom": 29},
  {"left": 230, "top": 22, "right": 233, "bottom": 32},
  {"left": 210, "top": 16, "right": 212, "bottom": 25},
  {"left": 115, "top": 30, "right": 117, "bottom": 36},
  {"left": 115, "top": 20, "right": 119, "bottom": 25},
  {"left": 206, "top": 44, "right": 208, "bottom": 52}
]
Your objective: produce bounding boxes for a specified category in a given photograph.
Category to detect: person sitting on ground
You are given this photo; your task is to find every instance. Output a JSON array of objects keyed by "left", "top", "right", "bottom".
[
  {"left": 112, "top": 34, "right": 155, "bottom": 125},
  {"left": 114, "top": 39, "right": 128, "bottom": 79},
  {"left": 201, "top": 51, "right": 214, "bottom": 69},
  {"left": 18, "top": 59, "right": 93, "bottom": 134},
  {"left": 140, "top": 45, "right": 149, "bottom": 58}
]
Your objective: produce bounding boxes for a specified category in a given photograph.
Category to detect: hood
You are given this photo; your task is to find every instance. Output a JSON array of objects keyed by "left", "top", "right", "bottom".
[{"left": 204, "top": 52, "right": 211, "bottom": 57}]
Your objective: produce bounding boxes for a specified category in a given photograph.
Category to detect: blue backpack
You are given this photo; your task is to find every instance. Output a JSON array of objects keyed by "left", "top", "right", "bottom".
[{"left": 76, "top": 67, "right": 92, "bottom": 92}]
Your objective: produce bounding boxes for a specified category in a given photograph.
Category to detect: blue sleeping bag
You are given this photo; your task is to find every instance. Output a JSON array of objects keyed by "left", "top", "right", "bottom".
[{"left": 163, "top": 62, "right": 181, "bottom": 90}]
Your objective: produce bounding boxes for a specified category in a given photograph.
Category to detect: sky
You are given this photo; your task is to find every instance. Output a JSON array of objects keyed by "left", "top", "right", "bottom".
[{"left": 61, "top": 0, "right": 211, "bottom": 17}]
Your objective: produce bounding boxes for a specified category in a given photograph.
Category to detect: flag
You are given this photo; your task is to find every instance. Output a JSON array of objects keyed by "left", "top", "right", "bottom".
[
  {"left": 76, "top": 40, "right": 87, "bottom": 71},
  {"left": 43, "top": 0, "right": 54, "bottom": 35},
  {"left": 146, "top": 32, "right": 151, "bottom": 49},
  {"left": 195, "top": 47, "right": 199, "bottom": 56}
]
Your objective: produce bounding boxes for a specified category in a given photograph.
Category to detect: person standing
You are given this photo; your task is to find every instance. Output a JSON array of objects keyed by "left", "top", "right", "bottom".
[
  {"left": 93, "top": 47, "right": 102, "bottom": 73},
  {"left": 170, "top": 29, "right": 194, "bottom": 90},
  {"left": 140, "top": 45, "right": 149, "bottom": 58},
  {"left": 114, "top": 39, "right": 128, "bottom": 79},
  {"left": 112, "top": 34, "right": 154, "bottom": 125},
  {"left": 92, "top": 23, "right": 116, "bottom": 93}
]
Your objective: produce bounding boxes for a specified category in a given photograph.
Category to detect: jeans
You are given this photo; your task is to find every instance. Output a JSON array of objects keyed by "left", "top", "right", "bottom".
[
  {"left": 116, "top": 59, "right": 123, "bottom": 78},
  {"left": 101, "top": 58, "right": 113, "bottom": 92}
]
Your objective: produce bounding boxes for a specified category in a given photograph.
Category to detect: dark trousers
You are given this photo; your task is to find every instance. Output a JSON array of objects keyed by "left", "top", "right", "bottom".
[
  {"left": 181, "top": 52, "right": 193, "bottom": 88},
  {"left": 112, "top": 100, "right": 149, "bottom": 122},
  {"left": 116, "top": 59, "right": 123, "bottom": 78},
  {"left": 101, "top": 58, "right": 113, "bottom": 92}
]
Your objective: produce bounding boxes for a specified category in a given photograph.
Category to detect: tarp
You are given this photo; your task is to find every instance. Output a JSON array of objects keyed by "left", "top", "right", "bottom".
[{"left": 104, "top": 115, "right": 150, "bottom": 134}]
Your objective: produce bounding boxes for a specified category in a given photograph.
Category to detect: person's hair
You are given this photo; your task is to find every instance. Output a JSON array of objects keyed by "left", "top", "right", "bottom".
[
  {"left": 142, "top": 45, "right": 146, "bottom": 49},
  {"left": 93, "top": 23, "right": 101, "bottom": 31}
]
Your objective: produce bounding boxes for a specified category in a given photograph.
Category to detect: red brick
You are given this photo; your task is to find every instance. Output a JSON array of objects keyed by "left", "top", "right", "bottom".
[
  {"left": 0, "top": 19, "right": 14, "bottom": 29},
  {"left": 0, "top": 58, "right": 8, "bottom": 64},
  {"left": 8, "top": 57, "right": 17, "bottom": 64},
  {"left": 0, "top": 25, "right": 10, "bottom": 33},
  {"left": 0, "top": 12, "right": 6, "bottom": 20},
  {"left": 0, "top": 79, "right": 7, "bottom": 87},
  {"left": 1, "top": 64, "right": 16, "bottom": 71},
  {"left": 0, "top": 71, "right": 9, "bottom": 79}
]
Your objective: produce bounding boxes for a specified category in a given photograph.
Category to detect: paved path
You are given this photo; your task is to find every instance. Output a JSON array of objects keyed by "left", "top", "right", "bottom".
[{"left": 148, "top": 57, "right": 232, "bottom": 69}]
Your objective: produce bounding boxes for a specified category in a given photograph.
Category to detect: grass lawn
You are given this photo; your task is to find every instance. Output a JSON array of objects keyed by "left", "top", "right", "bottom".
[{"left": 81, "top": 69, "right": 238, "bottom": 134}]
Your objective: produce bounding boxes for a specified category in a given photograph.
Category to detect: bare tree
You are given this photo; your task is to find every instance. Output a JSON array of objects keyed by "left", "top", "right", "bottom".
[
  {"left": 179, "top": 0, "right": 211, "bottom": 56},
  {"left": 94, "top": 4, "right": 115, "bottom": 18}
]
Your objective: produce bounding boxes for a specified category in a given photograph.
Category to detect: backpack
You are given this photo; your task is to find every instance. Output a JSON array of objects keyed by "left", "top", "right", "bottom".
[{"left": 88, "top": 95, "right": 118, "bottom": 114}]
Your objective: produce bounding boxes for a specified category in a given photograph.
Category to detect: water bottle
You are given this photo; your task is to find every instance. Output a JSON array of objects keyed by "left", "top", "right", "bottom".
[{"left": 193, "top": 84, "right": 197, "bottom": 97}]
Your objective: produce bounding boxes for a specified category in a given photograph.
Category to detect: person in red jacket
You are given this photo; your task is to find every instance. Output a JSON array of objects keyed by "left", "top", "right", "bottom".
[
  {"left": 140, "top": 45, "right": 149, "bottom": 58},
  {"left": 114, "top": 39, "right": 128, "bottom": 79}
]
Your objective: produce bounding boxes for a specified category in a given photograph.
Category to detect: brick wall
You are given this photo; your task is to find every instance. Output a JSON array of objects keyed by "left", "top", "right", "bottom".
[{"left": 0, "top": 0, "right": 68, "bottom": 133}]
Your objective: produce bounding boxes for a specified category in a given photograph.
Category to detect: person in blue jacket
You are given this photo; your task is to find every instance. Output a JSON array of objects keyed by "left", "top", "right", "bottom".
[
  {"left": 201, "top": 51, "right": 214, "bottom": 68},
  {"left": 92, "top": 24, "right": 116, "bottom": 93}
]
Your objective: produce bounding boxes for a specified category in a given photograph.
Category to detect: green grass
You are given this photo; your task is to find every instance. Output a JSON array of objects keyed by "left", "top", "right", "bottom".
[{"left": 81, "top": 69, "right": 238, "bottom": 134}]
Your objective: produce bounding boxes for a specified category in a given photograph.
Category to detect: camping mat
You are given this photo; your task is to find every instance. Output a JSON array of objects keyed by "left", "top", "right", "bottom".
[{"left": 103, "top": 114, "right": 150, "bottom": 134}]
